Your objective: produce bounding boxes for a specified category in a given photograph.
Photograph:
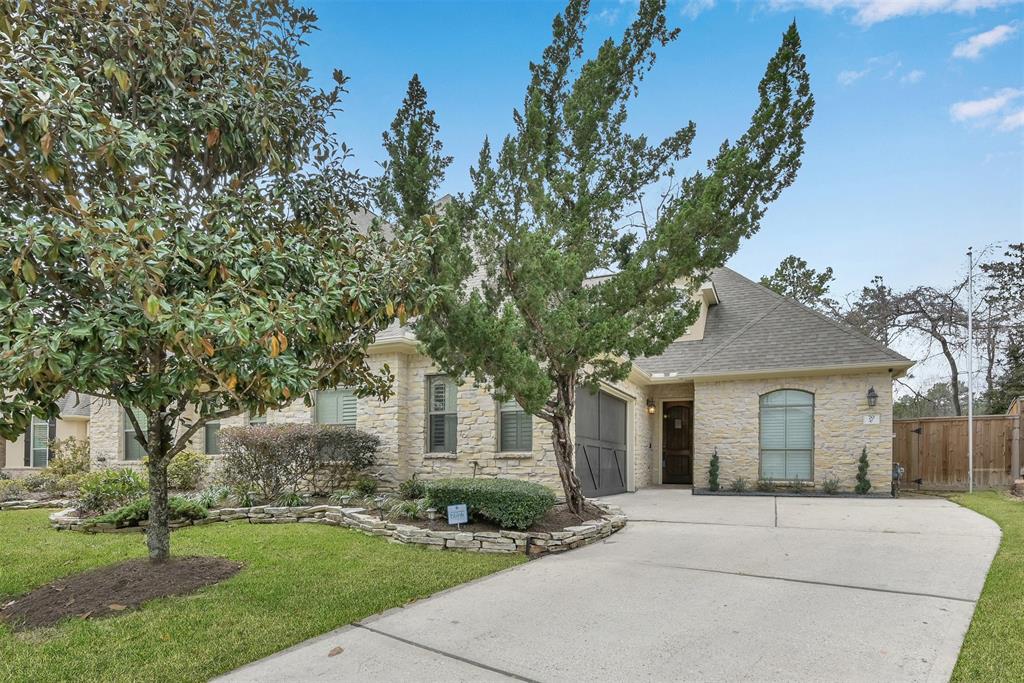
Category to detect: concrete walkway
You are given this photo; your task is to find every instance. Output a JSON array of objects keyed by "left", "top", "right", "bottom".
[{"left": 216, "top": 489, "right": 1000, "bottom": 683}]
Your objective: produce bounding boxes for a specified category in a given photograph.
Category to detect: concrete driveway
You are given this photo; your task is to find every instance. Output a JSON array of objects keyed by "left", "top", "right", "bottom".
[{"left": 216, "top": 489, "right": 1000, "bottom": 683}]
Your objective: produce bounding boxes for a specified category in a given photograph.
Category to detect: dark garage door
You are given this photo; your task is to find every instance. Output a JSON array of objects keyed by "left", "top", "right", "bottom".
[{"left": 575, "top": 387, "right": 628, "bottom": 497}]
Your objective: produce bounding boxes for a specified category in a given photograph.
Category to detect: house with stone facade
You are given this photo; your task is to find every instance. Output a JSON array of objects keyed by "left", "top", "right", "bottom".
[
  {"left": 75, "top": 266, "right": 912, "bottom": 496},
  {"left": 2, "top": 393, "right": 91, "bottom": 477}
]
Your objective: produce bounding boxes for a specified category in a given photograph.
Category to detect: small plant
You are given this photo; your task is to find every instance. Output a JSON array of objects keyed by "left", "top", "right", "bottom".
[
  {"left": 708, "top": 449, "right": 720, "bottom": 492},
  {"left": 76, "top": 469, "right": 147, "bottom": 514},
  {"left": 729, "top": 477, "right": 749, "bottom": 493},
  {"left": 354, "top": 476, "right": 379, "bottom": 496},
  {"left": 47, "top": 473, "right": 85, "bottom": 497},
  {"left": 47, "top": 437, "right": 91, "bottom": 476},
  {"left": 385, "top": 498, "right": 425, "bottom": 521},
  {"left": 328, "top": 489, "right": 353, "bottom": 506},
  {"left": 398, "top": 475, "right": 426, "bottom": 500},
  {"left": 822, "top": 477, "right": 841, "bottom": 495},
  {"left": 0, "top": 470, "right": 10, "bottom": 480},
  {"left": 756, "top": 478, "right": 776, "bottom": 493},
  {"left": 0, "top": 479, "right": 25, "bottom": 502},
  {"left": 190, "top": 485, "right": 231, "bottom": 508},
  {"left": 855, "top": 446, "right": 872, "bottom": 495},
  {"left": 94, "top": 496, "right": 207, "bottom": 527},
  {"left": 275, "top": 491, "right": 308, "bottom": 507},
  {"left": 167, "top": 450, "right": 210, "bottom": 491},
  {"left": 232, "top": 488, "right": 259, "bottom": 507},
  {"left": 21, "top": 472, "right": 55, "bottom": 492},
  {"left": 788, "top": 481, "right": 805, "bottom": 494}
]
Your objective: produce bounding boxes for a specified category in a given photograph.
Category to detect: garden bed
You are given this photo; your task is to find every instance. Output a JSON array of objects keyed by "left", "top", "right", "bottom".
[
  {"left": 0, "top": 556, "right": 242, "bottom": 631},
  {"left": 49, "top": 501, "right": 628, "bottom": 556}
]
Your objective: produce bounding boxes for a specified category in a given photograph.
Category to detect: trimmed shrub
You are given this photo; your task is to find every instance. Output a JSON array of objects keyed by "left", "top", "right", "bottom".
[
  {"left": 220, "top": 424, "right": 379, "bottom": 501},
  {"left": 167, "top": 450, "right": 210, "bottom": 491},
  {"left": 47, "top": 437, "right": 91, "bottom": 476},
  {"left": 94, "top": 496, "right": 207, "bottom": 527},
  {"left": 398, "top": 475, "right": 426, "bottom": 500},
  {"left": 354, "top": 476, "right": 378, "bottom": 496},
  {"left": 708, "top": 449, "right": 720, "bottom": 492},
  {"left": 855, "top": 446, "right": 872, "bottom": 495},
  {"left": 77, "top": 469, "right": 147, "bottom": 514},
  {"left": 426, "top": 478, "right": 557, "bottom": 530},
  {"left": 0, "top": 479, "right": 25, "bottom": 502}
]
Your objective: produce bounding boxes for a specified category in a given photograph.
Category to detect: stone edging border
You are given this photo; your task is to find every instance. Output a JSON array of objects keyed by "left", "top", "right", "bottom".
[
  {"left": 48, "top": 502, "right": 628, "bottom": 556},
  {"left": 1, "top": 498, "right": 73, "bottom": 510}
]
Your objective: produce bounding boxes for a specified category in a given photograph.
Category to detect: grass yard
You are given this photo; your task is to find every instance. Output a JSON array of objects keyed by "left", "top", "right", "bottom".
[
  {"left": 0, "top": 510, "right": 524, "bottom": 682},
  {"left": 950, "top": 491, "right": 1024, "bottom": 682}
]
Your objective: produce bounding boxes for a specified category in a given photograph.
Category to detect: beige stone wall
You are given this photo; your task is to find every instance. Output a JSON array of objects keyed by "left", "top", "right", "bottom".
[
  {"left": 692, "top": 371, "right": 894, "bottom": 492},
  {"left": 88, "top": 399, "right": 204, "bottom": 468}
]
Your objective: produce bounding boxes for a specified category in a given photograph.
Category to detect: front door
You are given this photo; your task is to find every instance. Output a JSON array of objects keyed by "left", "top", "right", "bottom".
[{"left": 662, "top": 403, "right": 693, "bottom": 485}]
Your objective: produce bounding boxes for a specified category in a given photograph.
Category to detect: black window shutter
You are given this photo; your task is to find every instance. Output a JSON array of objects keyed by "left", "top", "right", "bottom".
[
  {"left": 48, "top": 418, "right": 57, "bottom": 441},
  {"left": 23, "top": 429, "right": 30, "bottom": 466}
]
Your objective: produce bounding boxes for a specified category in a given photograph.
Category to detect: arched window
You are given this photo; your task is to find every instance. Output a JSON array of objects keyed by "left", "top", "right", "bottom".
[{"left": 759, "top": 390, "right": 814, "bottom": 481}]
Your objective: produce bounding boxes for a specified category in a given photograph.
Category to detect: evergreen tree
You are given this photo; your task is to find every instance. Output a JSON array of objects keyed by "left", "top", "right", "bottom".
[
  {"left": 855, "top": 447, "right": 872, "bottom": 495},
  {"left": 760, "top": 255, "right": 838, "bottom": 314},
  {"left": 416, "top": 0, "right": 814, "bottom": 512},
  {"left": 708, "top": 450, "right": 721, "bottom": 492}
]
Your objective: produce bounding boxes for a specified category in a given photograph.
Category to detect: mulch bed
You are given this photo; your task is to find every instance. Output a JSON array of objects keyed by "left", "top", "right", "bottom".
[
  {"left": 0, "top": 556, "right": 242, "bottom": 631},
  {"left": 391, "top": 502, "right": 608, "bottom": 533}
]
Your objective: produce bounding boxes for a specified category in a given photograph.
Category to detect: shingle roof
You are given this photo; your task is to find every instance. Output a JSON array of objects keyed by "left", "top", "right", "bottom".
[
  {"left": 636, "top": 267, "right": 912, "bottom": 378},
  {"left": 56, "top": 392, "right": 91, "bottom": 418}
]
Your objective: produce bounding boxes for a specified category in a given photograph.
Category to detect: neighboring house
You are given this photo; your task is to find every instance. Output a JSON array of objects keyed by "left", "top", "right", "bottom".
[
  {"left": 84, "top": 267, "right": 913, "bottom": 495},
  {"left": 2, "top": 393, "right": 91, "bottom": 477}
]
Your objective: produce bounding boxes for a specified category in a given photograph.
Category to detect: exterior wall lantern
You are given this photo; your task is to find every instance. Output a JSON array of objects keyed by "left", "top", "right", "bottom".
[
  {"left": 646, "top": 399, "right": 656, "bottom": 415},
  {"left": 866, "top": 386, "right": 878, "bottom": 407}
]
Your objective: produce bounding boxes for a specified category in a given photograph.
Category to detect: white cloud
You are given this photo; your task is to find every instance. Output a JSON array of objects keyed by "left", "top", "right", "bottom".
[
  {"left": 950, "top": 87, "right": 1023, "bottom": 121},
  {"left": 769, "top": 0, "right": 1024, "bottom": 27},
  {"left": 953, "top": 24, "right": 1018, "bottom": 58},
  {"left": 901, "top": 69, "right": 926, "bottom": 84},
  {"left": 999, "top": 109, "right": 1024, "bottom": 130},
  {"left": 681, "top": 0, "right": 716, "bottom": 19},
  {"left": 596, "top": 7, "right": 622, "bottom": 24},
  {"left": 838, "top": 68, "right": 870, "bottom": 85}
]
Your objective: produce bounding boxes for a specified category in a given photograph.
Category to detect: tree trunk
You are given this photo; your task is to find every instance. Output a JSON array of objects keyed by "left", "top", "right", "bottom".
[
  {"left": 146, "top": 455, "right": 171, "bottom": 562},
  {"left": 549, "top": 375, "right": 585, "bottom": 514},
  {"left": 937, "top": 336, "right": 962, "bottom": 416},
  {"left": 550, "top": 412, "right": 585, "bottom": 514}
]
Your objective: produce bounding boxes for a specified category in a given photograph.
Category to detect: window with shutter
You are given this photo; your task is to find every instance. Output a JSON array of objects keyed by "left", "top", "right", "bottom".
[
  {"left": 30, "top": 418, "right": 53, "bottom": 468},
  {"left": 124, "top": 408, "right": 148, "bottom": 461},
  {"left": 499, "top": 400, "right": 532, "bottom": 452},
  {"left": 427, "top": 376, "right": 457, "bottom": 453},
  {"left": 315, "top": 388, "right": 357, "bottom": 427},
  {"left": 759, "top": 390, "right": 813, "bottom": 480}
]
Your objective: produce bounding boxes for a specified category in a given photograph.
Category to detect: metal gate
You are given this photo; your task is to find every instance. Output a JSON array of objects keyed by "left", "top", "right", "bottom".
[{"left": 575, "top": 387, "right": 628, "bottom": 497}]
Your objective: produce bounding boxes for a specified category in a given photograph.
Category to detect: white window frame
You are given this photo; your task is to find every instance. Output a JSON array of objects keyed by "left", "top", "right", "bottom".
[
  {"left": 30, "top": 417, "right": 53, "bottom": 468},
  {"left": 315, "top": 388, "right": 358, "bottom": 428}
]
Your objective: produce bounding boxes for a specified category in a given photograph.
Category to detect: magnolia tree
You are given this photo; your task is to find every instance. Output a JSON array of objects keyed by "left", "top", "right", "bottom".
[
  {"left": 415, "top": 0, "right": 814, "bottom": 512},
  {"left": 0, "top": 0, "right": 432, "bottom": 560}
]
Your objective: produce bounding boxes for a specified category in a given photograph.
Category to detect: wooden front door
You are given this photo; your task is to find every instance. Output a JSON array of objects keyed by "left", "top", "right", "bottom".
[{"left": 662, "top": 403, "right": 693, "bottom": 485}]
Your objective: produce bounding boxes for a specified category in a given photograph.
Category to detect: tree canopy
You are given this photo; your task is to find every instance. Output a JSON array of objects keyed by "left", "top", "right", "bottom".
[
  {"left": 415, "top": 0, "right": 814, "bottom": 510},
  {"left": 0, "top": 0, "right": 431, "bottom": 559},
  {"left": 760, "top": 254, "right": 838, "bottom": 313}
]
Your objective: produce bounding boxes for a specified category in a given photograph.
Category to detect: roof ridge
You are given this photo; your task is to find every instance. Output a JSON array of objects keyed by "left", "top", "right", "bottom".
[
  {"left": 687, "top": 297, "right": 785, "bottom": 373},
  {"left": 718, "top": 266, "right": 911, "bottom": 364}
]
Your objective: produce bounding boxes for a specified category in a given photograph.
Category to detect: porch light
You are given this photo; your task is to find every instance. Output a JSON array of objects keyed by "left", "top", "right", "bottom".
[
  {"left": 646, "top": 399, "right": 656, "bottom": 415},
  {"left": 866, "top": 386, "right": 878, "bottom": 407}
]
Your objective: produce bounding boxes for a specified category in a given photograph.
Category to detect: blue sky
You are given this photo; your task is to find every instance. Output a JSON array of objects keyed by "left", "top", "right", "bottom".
[{"left": 302, "top": 0, "right": 1023, "bottom": 301}]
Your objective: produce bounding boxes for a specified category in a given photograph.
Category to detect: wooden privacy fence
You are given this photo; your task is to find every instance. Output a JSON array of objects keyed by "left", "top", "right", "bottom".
[{"left": 893, "top": 414, "right": 1023, "bottom": 491}]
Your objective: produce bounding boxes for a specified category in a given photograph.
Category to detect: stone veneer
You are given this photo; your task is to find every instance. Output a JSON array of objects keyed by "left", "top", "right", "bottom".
[
  {"left": 48, "top": 502, "right": 627, "bottom": 557},
  {"left": 692, "top": 371, "right": 894, "bottom": 491},
  {"left": 83, "top": 350, "right": 896, "bottom": 496}
]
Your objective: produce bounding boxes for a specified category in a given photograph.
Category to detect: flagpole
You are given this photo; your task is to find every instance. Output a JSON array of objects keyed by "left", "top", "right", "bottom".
[{"left": 967, "top": 247, "right": 974, "bottom": 494}]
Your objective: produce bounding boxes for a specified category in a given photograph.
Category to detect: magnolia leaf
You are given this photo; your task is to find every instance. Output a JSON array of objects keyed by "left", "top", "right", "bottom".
[
  {"left": 200, "top": 338, "right": 215, "bottom": 357},
  {"left": 145, "top": 294, "right": 162, "bottom": 319},
  {"left": 385, "top": 300, "right": 394, "bottom": 317},
  {"left": 206, "top": 128, "right": 221, "bottom": 148},
  {"left": 21, "top": 260, "right": 37, "bottom": 284},
  {"left": 65, "top": 194, "right": 82, "bottom": 212},
  {"left": 225, "top": 374, "right": 238, "bottom": 391},
  {"left": 268, "top": 335, "right": 280, "bottom": 357},
  {"left": 40, "top": 132, "right": 53, "bottom": 157},
  {"left": 397, "top": 302, "right": 407, "bottom": 325}
]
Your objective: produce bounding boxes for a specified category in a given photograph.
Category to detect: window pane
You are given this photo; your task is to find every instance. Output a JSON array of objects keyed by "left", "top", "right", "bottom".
[
  {"left": 205, "top": 423, "right": 221, "bottom": 455},
  {"left": 785, "top": 451, "right": 813, "bottom": 480},
  {"left": 31, "top": 419, "right": 50, "bottom": 468},
  {"left": 761, "top": 451, "right": 787, "bottom": 479},
  {"left": 429, "top": 414, "right": 456, "bottom": 452},
  {"left": 500, "top": 409, "right": 531, "bottom": 452},
  {"left": 760, "top": 408, "right": 787, "bottom": 449},
  {"left": 124, "top": 409, "right": 147, "bottom": 461},
  {"left": 316, "top": 389, "right": 357, "bottom": 427},
  {"left": 786, "top": 406, "right": 813, "bottom": 449}
]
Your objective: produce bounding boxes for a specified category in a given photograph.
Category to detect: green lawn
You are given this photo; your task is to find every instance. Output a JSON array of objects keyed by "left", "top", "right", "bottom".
[
  {"left": 950, "top": 491, "right": 1024, "bottom": 683},
  {"left": 0, "top": 510, "right": 524, "bottom": 682}
]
